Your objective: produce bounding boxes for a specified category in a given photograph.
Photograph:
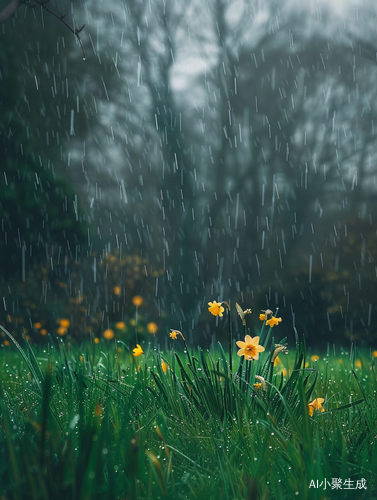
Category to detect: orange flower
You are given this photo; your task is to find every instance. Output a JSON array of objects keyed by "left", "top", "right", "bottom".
[
  {"left": 311, "top": 355, "right": 320, "bottom": 362},
  {"left": 40, "top": 329, "right": 48, "bottom": 336},
  {"left": 236, "top": 335, "right": 265, "bottom": 361},
  {"left": 208, "top": 301, "right": 225, "bottom": 317},
  {"left": 161, "top": 360, "right": 168, "bottom": 373},
  {"left": 308, "top": 398, "right": 325, "bottom": 416},
  {"left": 103, "top": 329, "right": 115, "bottom": 340},
  {"left": 33, "top": 322, "right": 42, "bottom": 329},
  {"left": 58, "top": 318, "right": 70, "bottom": 329},
  {"left": 132, "top": 295, "right": 144, "bottom": 307},
  {"left": 116, "top": 321, "right": 126, "bottom": 330},
  {"left": 94, "top": 337, "right": 100, "bottom": 344},
  {"left": 113, "top": 286, "right": 121, "bottom": 296},
  {"left": 133, "top": 344, "right": 144, "bottom": 357},
  {"left": 57, "top": 326, "right": 67, "bottom": 336},
  {"left": 147, "top": 322, "right": 158, "bottom": 334}
]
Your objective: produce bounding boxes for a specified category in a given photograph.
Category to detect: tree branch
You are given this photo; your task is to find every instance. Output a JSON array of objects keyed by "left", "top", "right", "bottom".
[{"left": 0, "top": 0, "right": 85, "bottom": 58}]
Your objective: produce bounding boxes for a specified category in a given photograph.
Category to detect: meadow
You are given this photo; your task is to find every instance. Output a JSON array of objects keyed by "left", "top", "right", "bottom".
[{"left": 0, "top": 304, "right": 376, "bottom": 500}]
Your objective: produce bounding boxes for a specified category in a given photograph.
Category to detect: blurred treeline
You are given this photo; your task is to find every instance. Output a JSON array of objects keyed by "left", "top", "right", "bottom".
[{"left": 1, "top": 0, "right": 377, "bottom": 347}]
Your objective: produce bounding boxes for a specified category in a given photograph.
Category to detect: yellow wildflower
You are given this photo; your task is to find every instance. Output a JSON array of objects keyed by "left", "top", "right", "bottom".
[
  {"left": 308, "top": 398, "right": 325, "bottom": 416},
  {"left": 116, "top": 321, "right": 126, "bottom": 330},
  {"left": 372, "top": 350, "right": 377, "bottom": 358},
  {"left": 266, "top": 316, "right": 282, "bottom": 327},
  {"left": 132, "top": 295, "right": 144, "bottom": 307},
  {"left": 94, "top": 337, "right": 100, "bottom": 344},
  {"left": 236, "top": 335, "right": 265, "bottom": 361},
  {"left": 169, "top": 329, "right": 186, "bottom": 341},
  {"left": 33, "top": 322, "right": 42, "bottom": 329},
  {"left": 355, "top": 359, "right": 362, "bottom": 369},
  {"left": 103, "top": 329, "right": 115, "bottom": 340},
  {"left": 133, "top": 344, "right": 144, "bottom": 357},
  {"left": 253, "top": 383, "right": 262, "bottom": 390},
  {"left": 147, "top": 322, "right": 158, "bottom": 334},
  {"left": 259, "top": 313, "right": 266, "bottom": 321},
  {"left": 208, "top": 301, "right": 225, "bottom": 317},
  {"left": 113, "top": 286, "right": 121, "bottom": 296},
  {"left": 311, "top": 355, "right": 320, "bottom": 362},
  {"left": 40, "top": 329, "right": 48, "bottom": 336},
  {"left": 161, "top": 360, "right": 168, "bottom": 373}
]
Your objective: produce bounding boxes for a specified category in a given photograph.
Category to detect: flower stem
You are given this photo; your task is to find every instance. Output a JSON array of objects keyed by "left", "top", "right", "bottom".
[
  {"left": 182, "top": 338, "right": 192, "bottom": 367},
  {"left": 245, "top": 360, "right": 251, "bottom": 388},
  {"left": 228, "top": 307, "right": 232, "bottom": 373}
]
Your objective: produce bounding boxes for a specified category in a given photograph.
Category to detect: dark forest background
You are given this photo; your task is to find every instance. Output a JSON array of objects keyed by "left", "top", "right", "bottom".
[{"left": 1, "top": 0, "right": 377, "bottom": 348}]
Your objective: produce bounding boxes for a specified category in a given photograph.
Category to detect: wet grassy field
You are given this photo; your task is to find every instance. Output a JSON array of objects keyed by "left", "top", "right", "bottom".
[{"left": 0, "top": 323, "right": 376, "bottom": 500}]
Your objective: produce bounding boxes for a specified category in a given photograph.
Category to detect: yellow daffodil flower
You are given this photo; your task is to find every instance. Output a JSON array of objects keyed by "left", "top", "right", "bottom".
[
  {"left": 308, "top": 398, "right": 325, "bottom": 416},
  {"left": 133, "top": 344, "right": 144, "bottom": 357},
  {"left": 236, "top": 335, "right": 265, "bottom": 361},
  {"left": 169, "top": 329, "right": 186, "bottom": 341},
  {"left": 208, "top": 301, "right": 225, "bottom": 317},
  {"left": 266, "top": 316, "right": 282, "bottom": 327}
]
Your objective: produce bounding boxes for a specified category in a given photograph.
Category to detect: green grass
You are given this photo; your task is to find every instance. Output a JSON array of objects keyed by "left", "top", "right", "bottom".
[{"left": 0, "top": 322, "right": 376, "bottom": 500}]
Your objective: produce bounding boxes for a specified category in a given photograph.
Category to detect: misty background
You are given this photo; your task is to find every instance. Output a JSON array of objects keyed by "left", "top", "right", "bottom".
[{"left": 1, "top": 0, "right": 377, "bottom": 347}]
